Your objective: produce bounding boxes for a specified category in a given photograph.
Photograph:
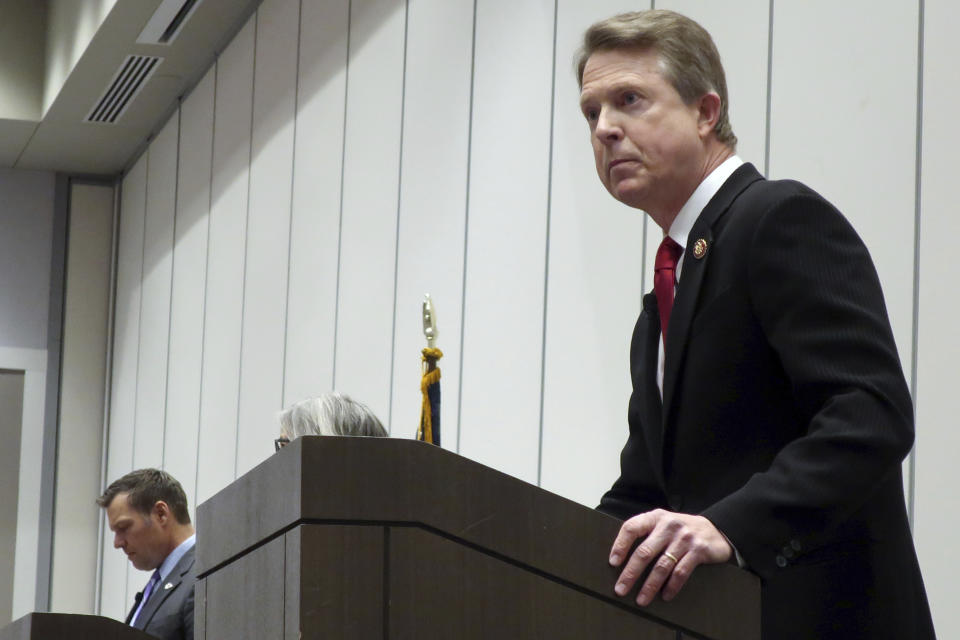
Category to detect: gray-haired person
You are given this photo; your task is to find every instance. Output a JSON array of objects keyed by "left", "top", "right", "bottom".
[{"left": 275, "top": 392, "right": 387, "bottom": 450}]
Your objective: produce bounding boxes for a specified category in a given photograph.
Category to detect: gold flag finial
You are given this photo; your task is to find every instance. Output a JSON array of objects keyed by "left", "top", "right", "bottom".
[{"left": 422, "top": 294, "right": 438, "bottom": 348}]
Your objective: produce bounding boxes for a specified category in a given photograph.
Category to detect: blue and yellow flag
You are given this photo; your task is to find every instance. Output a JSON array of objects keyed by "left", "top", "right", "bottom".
[
  {"left": 418, "top": 348, "right": 442, "bottom": 446},
  {"left": 417, "top": 295, "right": 441, "bottom": 445}
]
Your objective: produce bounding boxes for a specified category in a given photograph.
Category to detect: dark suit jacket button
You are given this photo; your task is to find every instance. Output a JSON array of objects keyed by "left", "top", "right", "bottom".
[
  {"left": 775, "top": 554, "right": 788, "bottom": 568},
  {"left": 782, "top": 546, "right": 795, "bottom": 559},
  {"left": 668, "top": 495, "right": 683, "bottom": 511},
  {"left": 790, "top": 539, "right": 802, "bottom": 551}
]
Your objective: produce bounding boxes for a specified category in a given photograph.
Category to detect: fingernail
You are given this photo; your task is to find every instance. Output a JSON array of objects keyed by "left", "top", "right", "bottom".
[
  {"left": 609, "top": 553, "right": 620, "bottom": 565},
  {"left": 614, "top": 582, "right": 627, "bottom": 596}
]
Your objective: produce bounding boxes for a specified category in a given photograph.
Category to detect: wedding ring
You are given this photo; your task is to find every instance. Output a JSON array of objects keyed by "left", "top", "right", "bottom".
[{"left": 662, "top": 551, "right": 679, "bottom": 564}]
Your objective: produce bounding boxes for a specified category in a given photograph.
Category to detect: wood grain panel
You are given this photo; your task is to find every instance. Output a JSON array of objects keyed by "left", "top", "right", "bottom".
[
  {"left": 203, "top": 536, "right": 285, "bottom": 639},
  {"left": 388, "top": 526, "right": 674, "bottom": 638},
  {"left": 289, "top": 525, "right": 384, "bottom": 639}
]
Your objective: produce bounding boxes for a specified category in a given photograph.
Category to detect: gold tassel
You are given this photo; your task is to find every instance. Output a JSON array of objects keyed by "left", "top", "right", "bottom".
[{"left": 417, "top": 348, "right": 443, "bottom": 443}]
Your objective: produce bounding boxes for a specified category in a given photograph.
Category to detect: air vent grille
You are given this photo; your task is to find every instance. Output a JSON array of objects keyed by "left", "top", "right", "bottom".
[{"left": 85, "top": 55, "right": 163, "bottom": 124}]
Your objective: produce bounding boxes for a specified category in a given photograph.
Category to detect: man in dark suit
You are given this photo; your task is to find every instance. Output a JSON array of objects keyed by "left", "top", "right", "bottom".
[
  {"left": 98, "top": 469, "right": 196, "bottom": 640},
  {"left": 576, "top": 10, "right": 935, "bottom": 638}
]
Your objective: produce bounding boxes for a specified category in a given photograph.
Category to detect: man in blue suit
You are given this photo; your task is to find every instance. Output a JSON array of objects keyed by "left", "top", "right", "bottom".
[
  {"left": 577, "top": 10, "right": 935, "bottom": 638},
  {"left": 98, "top": 469, "right": 196, "bottom": 640}
]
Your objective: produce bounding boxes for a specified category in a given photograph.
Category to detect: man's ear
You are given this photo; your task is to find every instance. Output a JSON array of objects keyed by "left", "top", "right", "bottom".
[
  {"left": 153, "top": 500, "right": 171, "bottom": 525},
  {"left": 696, "top": 92, "right": 723, "bottom": 137}
]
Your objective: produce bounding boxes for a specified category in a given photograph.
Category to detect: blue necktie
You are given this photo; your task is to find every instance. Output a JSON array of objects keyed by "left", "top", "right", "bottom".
[{"left": 132, "top": 570, "right": 161, "bottom": 626}]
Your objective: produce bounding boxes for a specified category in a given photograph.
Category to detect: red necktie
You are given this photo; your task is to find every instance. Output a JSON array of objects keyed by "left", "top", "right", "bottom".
[{"left": 654, "top": 236, "right": 683, "bottom": 343}]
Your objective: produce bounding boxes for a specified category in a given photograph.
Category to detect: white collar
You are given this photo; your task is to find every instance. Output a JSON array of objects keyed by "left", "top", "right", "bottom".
[
  {"left": 668, "top": 155, "right": 744, "bottom": 250},
  {"left": 666, "top": 155, "right": 743, "bottom": 279}
]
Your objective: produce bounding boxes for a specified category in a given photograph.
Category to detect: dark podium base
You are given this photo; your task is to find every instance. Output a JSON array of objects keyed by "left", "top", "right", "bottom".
[{"left": 0, "top": 613, "right": 156, "bottom": 640}]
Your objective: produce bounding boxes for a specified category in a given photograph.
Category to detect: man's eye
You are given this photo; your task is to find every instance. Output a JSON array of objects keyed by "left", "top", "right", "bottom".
[
  {"left": 623, "top": 92, "right": 639, "bottom": 105},
  {"left": 584, "top": 108, "right": 599, "bottom": 121}
]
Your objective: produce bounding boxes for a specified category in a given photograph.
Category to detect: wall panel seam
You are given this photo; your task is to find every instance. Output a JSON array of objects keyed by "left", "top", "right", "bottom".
[
  {"left": 537, "top": 0, "right": 559, "bottom": 487},
  {"left": 387, "top": 0, "right": 411, "bottom": 433},
  {"left": 764, "top": 0, "right": 774, "bottom": 177},
  {"left": 908, "top": 0, "right": 925, "bottom": 532},
  {"left": 195, "top": 60, "right": 219, "bottom": 514},
  {"left": 161, "top": 108, "right": 183, "bottom": 471},
  {"left": 455, "top": 0, "right": 479, "bottom": 455},
  {"left": 234, "top": 11, "right": 259, "bottom": 480},
  {"left": 95, "top": 178, "right": 122, "bottom": 615},
  {"left": 280, "top": 0, "right": 305, "bottom": 409},
  {"left": 332, "top": 0, "right": 354, "bottom": 390},
  {"left": 126, "top": 148, "right": 150, "bottom": 606}
]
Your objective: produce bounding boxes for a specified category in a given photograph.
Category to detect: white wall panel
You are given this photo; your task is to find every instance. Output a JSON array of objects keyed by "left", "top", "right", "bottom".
[
  {"left": 539, "top": 0, "right": 646, "bottom": 507},
  {"left": 235, "top": 0, "right": 299, "bottom": 476},
  {"left": 389, "top": 0, "right": 473, "bottom": 444},
  {"left": 282, "top": 0, "right": 349, "bottom": 408},
  {"left": 126, "top": 112, "right": 180, "bottom": 603},
  {"left": 333, "top": 0, "right": 406, "bottom": 424},
  {"left": 195, "top": 18, "right": 255, "bottom": 505},
  {"left": 457, "top": 0, "right": 555, "bottom": 483},
  {"left": 164, "top": 68, "right": 215, "bottom": 515},
  {"left": 768, "top": 1, "right": 918, "bottom": 374},
  {"left": 132, "top": 114, "right": 178, "bottom": 472},
  {"left": 914, "top": 1, "right": 959, "bottom": 636},
  {"left": 98, "top": 155, "right": 147, "bottom": 620}
]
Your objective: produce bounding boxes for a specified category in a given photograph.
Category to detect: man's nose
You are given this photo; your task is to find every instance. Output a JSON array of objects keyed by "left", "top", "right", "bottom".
[
  {"left": 595, "top": 108, "right": 622, "bottom": 144},
  {"left": 113, "top": 534, "right": 122, "bottom": 549}
]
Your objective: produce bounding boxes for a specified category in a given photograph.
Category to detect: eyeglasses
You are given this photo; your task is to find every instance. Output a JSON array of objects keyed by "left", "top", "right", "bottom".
[{"left": 274, "top": 437, "right": 290, "bottom": 452}]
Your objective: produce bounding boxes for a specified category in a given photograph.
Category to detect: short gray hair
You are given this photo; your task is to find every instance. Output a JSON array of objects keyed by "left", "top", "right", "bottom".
[
  {"left": 575, "top": 9, "right": 737, "bottom": 149},
  {"left": 279, "top": 392, "right": 387, "bottom": 439}
]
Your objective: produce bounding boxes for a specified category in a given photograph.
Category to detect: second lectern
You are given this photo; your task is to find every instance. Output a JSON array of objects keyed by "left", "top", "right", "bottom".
[{"left": 194, "top": 436, "right": 759, "bottom": 639}]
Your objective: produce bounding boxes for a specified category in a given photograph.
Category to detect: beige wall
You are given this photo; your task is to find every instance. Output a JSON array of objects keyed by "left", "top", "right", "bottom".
[
  {"left": 49, "top": 183, "right": 115, "bottom": 615},
  {"left": 43, "top": 0, "right": 117, "bottom": 115},
  {"left": 0, "top": 0, "right": 46, "bottom": 120}
]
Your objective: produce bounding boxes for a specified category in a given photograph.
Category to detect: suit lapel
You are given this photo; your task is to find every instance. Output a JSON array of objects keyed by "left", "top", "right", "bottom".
[
  {"left": 136, "top": 547, "right": 194, "bottom": 630},
  {"left": 661, "top": 164, "right": 765, "bottom": 430}
]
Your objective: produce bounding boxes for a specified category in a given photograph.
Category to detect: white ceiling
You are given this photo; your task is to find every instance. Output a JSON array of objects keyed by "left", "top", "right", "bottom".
[{"left": 0, "top": 0, "right": 263, "bottom": 176}]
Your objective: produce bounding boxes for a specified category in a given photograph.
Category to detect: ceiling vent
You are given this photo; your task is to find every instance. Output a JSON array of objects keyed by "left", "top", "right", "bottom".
[
  {"left": 85, "top": 55, "right": 163, "bottom": 124},
  {"left": 137, "top": 0, "right": 204, "bottom": 45}
]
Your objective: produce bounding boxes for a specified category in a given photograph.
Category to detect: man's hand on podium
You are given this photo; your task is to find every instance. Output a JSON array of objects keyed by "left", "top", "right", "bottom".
[{"left": 608, "top": 509, "right": 733, "bottom": 606}]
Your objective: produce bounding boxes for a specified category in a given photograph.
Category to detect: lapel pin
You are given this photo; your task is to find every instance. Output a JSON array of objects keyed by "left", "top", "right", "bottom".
[
  {"left": 164, "top": 583, "right": 174, "bottom": 590},
  {"left": 692, "top": 238, "right": 708, "bottom": 259}
]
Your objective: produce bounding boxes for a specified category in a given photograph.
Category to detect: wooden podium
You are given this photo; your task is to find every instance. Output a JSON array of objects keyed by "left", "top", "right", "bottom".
[
  {"left": 0, "top": 613, "right": 155, "bottom": 639},
  {"left": 195, "top": 436, "right": 759, "bottom": 639}
]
